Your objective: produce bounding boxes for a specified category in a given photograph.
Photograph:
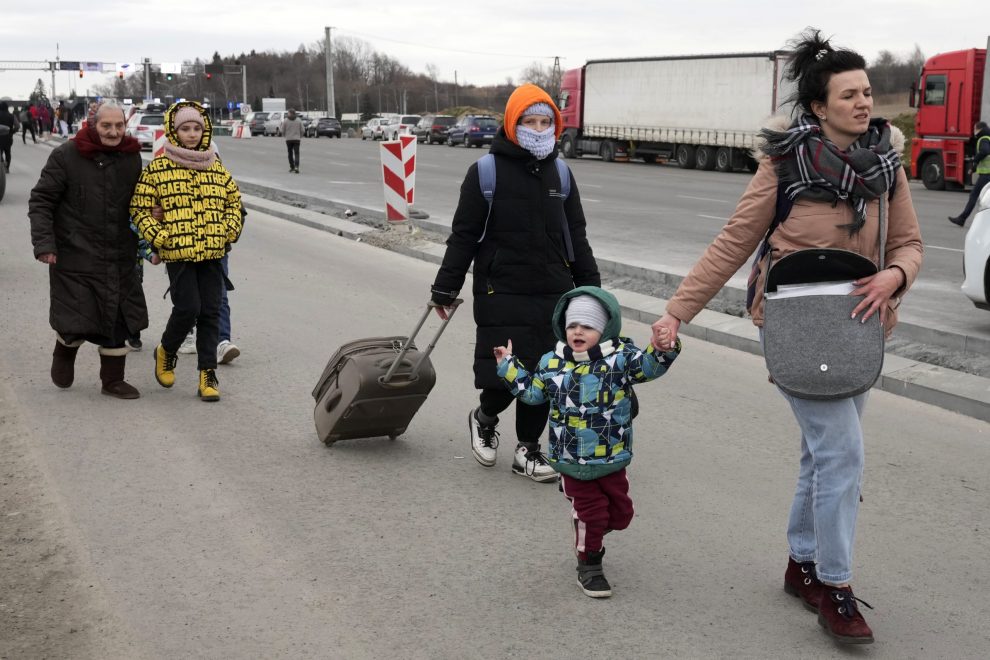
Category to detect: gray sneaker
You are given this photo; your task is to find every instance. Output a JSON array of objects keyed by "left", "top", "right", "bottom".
[
  {"left": 468, "top": 408, "right": 498, "bottom": 466},
  {"left": 217, "top": 340, "right": 240, "bottom": 365},
  {"left": 177, "top": 330, "right": 197, "bottom": 354}
]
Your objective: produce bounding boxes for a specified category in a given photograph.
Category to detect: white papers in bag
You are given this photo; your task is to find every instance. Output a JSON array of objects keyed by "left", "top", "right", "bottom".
[{"left": 765, "top": 280, "right": 857, "bottom": 300}]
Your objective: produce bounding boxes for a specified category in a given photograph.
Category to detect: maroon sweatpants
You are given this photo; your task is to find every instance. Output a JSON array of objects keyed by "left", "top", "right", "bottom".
[{"left": 561, "top": 469, "right": 634, "bottom": 560}]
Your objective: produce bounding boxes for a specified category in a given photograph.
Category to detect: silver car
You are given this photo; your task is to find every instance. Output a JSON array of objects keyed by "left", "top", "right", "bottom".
[
  {"left": 361, "top": 117, "right": 389, "bottom": 140},
  {"left": 125, "top": 112, "right": 165, "bottom": 151},
  {"left": 961, "top": 185, "right": 990, "bottom": 310}
]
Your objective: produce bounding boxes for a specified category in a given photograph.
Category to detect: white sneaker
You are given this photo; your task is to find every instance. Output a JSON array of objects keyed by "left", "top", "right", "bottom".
[
  {"left": 512, "top": 446, "right": 558, "bottom": 483},
  {"left": 217, "top": 340, "right": 240, "bottom": 365},
  {"left": 468, "top": 408, "right": 498, "bottom": 467},
  {"left": 177, "top": 331, "right": 197, "bottom": 354}
]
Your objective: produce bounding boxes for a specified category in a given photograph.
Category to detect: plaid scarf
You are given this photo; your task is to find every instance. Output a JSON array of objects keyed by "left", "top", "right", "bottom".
[{"left": 760, "top": 114, "right": 900, "bottom": 233}]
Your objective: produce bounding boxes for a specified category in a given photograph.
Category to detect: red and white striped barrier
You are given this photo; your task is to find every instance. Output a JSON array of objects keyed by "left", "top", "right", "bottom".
[
  {"left": 233, "top": 123, "right": 252, "bottom": 139},
  {"left": 379, "top": 140, "right": 408, "bottom": 223},
  {"left": 153, "top": 129, "right": 166, "bottom": 158},
  {"left": 399, "top": 134, "right": 417, "bottom": 206}
]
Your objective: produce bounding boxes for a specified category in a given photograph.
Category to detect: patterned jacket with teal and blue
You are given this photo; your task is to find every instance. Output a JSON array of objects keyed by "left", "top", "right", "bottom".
[{"left": 497, "top": 335, "right": 680, "bottom": 480}]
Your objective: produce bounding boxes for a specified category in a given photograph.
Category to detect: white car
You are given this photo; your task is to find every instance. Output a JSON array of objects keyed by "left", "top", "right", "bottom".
[
  {"left": 125, "top": 112, "right": 165, "bottom": 151},
  {"left": 961, "top": 185, "right": 990, "bottom": 310},
  {"left": 263, "top": 111, "right": 285, "bottom": 136},
  {"left": 383, "top": 115, "right": 421, "bottom": 141},
  {"left": 361, "top": 117, "right": 389, "bottom": 140}
]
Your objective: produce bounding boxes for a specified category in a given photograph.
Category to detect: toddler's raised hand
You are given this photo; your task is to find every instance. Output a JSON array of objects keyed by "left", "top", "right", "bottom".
[{"left": 493, "top": 339, "right": 513, "bottom": 363}]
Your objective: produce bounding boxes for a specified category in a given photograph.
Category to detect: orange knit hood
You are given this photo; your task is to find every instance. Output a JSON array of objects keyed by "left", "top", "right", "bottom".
[{"left": 502, "top": 83, "right": 563, "bottom": 144}]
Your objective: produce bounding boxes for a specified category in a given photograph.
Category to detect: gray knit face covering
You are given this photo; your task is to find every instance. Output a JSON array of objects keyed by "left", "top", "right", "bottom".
[{"left": 516, "top": 125, "right": 556, "bottom": 159}]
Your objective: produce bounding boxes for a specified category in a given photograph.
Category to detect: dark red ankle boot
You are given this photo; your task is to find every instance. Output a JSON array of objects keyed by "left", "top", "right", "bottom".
[
  {"left": 817, "top": 586, "right": 874, "bottom": 644},
  {"left": 783, "top": 557, "right": 823, "bottom": 612}
]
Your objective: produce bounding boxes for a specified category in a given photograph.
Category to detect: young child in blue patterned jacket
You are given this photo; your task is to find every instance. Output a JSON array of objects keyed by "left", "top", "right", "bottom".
[{"left": 494, "top": 285, "right": 681, "bottom": 598}]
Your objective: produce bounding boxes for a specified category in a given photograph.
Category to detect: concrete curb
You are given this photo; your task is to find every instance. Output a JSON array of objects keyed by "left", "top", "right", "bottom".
[{"left": 242, "top": 193, "right": 990, "bottom": 423}]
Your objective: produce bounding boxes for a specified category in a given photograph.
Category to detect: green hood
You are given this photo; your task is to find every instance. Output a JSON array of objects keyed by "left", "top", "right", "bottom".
[
  {"left": 551, "top": 286, "right": 622, "bottom": 343},
  {"left": 163, "top": 100, "right": 213, "bottom": 150}
]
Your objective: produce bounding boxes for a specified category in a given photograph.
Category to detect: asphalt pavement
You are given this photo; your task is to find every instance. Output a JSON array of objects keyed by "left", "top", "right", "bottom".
[{"left": 2, "top": 140, "right": 989, "bottom": 658}]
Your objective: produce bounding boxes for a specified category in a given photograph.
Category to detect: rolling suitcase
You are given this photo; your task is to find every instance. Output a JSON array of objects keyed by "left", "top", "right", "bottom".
[{"left": 312, "top": 300, "right": 462, "bottom": 446}]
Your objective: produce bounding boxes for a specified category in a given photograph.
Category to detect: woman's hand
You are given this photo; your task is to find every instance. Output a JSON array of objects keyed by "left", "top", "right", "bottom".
[
  {"left": 851, "top": 267, "right": 904, "bottom": 326},
  {"left": 493, "top": 339, "right": 513, "bottom": 363},
  {"left": 36, "top": 253, "right": 56, "bottom": 265},
  {"left": 651, "top": 313, "right": 681, "bottom": 351},
  {"left": 150, "top": 253, "right": 162, "bottom": 265}
]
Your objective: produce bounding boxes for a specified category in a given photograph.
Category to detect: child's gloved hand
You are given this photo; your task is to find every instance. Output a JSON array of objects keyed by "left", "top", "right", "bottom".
[{"left": 493, "top": 339, "right": 513, "bottom": 363}]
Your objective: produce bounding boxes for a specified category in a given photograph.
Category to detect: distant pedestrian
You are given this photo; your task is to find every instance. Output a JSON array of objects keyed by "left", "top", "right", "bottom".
[
  {"left": 130, "top": 101, "right": 243, "bottom": 402},
  {"left": 948, "top": 121, "right": 990, "bottom": 227},
  {"left": 281, "top": 108, "right": 304, "bottom": 173},
  {"left": 19, "top": 106, "right": 37, "bottom": 144},
  {"left": 494, "top": 287, "right": 681, "bottom": 598},
  {"left": 430, "top": 83, "right": 601, "bottom": 483},
  {"left": 28, "top": 101, "right": 147, "bottom": 399},
  {"left": 30, "top": 104, "right": 40, "bottom": 135},
  {"left": 0, "top": 102, "right": 17, "bottom": 171}
]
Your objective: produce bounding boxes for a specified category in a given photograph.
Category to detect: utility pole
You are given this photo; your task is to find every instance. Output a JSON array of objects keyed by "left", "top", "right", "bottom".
[
  {"left": 551, "top": 56, "right": 562, "bottom": 98},
  {"left": 454, "top": 70, "right": 458, "bottom": 107},
  {"left": 242, "top": 64, "right": 248, "bottom": 112},
  {"left": 324, "top": 27, "right": 336, "bottom": 117},
  {"left": 52, "top": 43, "right": 59, "bottom": 101},
  {"left": 144, "top": 57, "right": 151, "bottom": 101}
]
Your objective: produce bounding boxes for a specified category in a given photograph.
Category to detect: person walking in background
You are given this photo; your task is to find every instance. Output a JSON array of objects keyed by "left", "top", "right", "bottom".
[
  {"left": 28, "top": 101, "right": 147, "bottom": 399},
  {"left": 948, "top": 121, "right": 990, "bottom": 227},
  {"left": 494, "top": 287, "right": 681, "bottom": 598},
  {"left": 131, "top": 101, "right": 243, "bottom": 402},
  {"left": 281, "top": 108, "right": 305, "bottom": 173},
  {"left": 19, "top": 106, "right": 37, "bottom": 144},
  {"left": 0, "top": 102, "right": 17, "bottom": 172},
  {"left": 650, "top": 30, "right": 923, "bottom": 644},
  {"left": 430, "top": 83, "right": 600, "bottom": 483},
  {"left": 30, "top": 103, "right": 41, "bottom": 136}
]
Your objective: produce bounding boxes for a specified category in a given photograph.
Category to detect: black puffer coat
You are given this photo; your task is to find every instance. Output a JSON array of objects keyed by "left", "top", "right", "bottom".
[
  {"left": 29, "top": 140, "right": 148, "bottom": 340},
  {"left": 433, "top": 130, "right": 600, "bottom": 389}
]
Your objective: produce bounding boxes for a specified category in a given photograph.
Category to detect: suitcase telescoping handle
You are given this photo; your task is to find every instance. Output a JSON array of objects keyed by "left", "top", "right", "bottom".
[{"left": 381, "top": 299, "right": 463, "bottom": 385}]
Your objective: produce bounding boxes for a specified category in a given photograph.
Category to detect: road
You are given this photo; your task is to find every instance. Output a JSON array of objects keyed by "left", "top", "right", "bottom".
[
  {"left": 1, "top": 143, "right": 988, "bottom": 658},
  {"left": 210, "top": 133, "right": 990, "bottom": 347}
]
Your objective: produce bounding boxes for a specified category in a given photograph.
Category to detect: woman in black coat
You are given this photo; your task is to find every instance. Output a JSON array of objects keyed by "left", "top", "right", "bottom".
[
  {"left": 29, "top": 102, "right": 148, "bottom": 398},
  {"left": 431, "top": 84, "right": 600, "bottom": 482}
]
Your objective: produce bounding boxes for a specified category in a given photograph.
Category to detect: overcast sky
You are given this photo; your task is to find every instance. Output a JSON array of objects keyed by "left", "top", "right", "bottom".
[{"left": 1, "top": 0, "right": 988, "bottom": 102}]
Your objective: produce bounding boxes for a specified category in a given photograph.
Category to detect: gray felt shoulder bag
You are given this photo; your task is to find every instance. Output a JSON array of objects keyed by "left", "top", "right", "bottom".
[{"left": 762, "top": 197, "right": 887, "bottom": 400}]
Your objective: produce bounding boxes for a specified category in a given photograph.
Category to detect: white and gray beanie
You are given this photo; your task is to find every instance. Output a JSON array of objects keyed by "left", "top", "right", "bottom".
[
  {"left": 515, "top": 102, "right": 556, "bottom": 160},
  {"left": 565, "top": 295, "right": 608, "bottom": 333}
]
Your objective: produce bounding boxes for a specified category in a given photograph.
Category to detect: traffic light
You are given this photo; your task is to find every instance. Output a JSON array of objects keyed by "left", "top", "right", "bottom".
[
  {"left": 205, "top": 73, "right": 212, "bottom": 80},
  {"left": 166, "top": 73, "right": 173, "bottom": 81},
  {"left": 118, "top": 72, "right": 124, "bottom": 79}
]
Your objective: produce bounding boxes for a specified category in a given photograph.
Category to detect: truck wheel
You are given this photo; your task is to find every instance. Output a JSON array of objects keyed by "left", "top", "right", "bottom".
[
  {"left": 560, "top": 135, "right": 575, "bottom": 159},
  {"left": 601, "top": 141, "right": 616, "bottom": 162},
  {"left": 921, "top": 154, "right": 946, "bottom": 191},
  {"left": 696, "top": 146, "right": 716, "bottom": 171},
  {"left": 715, "top": 147, "right": 733, "bottom": 172},
  {"left": 676, "top": 145, "right": 697, "bottom": 169}
]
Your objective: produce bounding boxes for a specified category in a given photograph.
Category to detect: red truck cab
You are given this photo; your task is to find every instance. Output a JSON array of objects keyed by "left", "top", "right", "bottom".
[{"left": 911, "top": 47, "right": 987, "bottom": 189}]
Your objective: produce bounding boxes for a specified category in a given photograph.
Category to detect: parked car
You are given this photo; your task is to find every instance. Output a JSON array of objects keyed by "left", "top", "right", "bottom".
[
  {"left": 361, "top": 117, "right": 389, "bottom": 140},
  {"left": 245, "top": 111, "right": 269, "bottom": 136},
  {"left": 299, "top": 113, "right": 315, "bottom": 135},
  {"left": 125, "top": 112, "right": 165, "bottom": 151},
  {"left": 446, "top": 115, "right": 500, "bottom": 148},
  {"left": 962, "top": 185, "right": 990, "bottom": 310},
  {"left": 309, "top": 117, "right": 342, "bottom": 138},
  {"left": 263, "top": 111, "right": 285, "bottom": 136},
  {"left": 383, "top": 115, "right": 421, "bottom": 141},
  {"left": 413, "top": 114, "right": 456, "bottom": 144}
]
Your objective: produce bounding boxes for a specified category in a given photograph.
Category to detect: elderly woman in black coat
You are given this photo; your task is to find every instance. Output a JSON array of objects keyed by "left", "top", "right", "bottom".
[
  {"left": 431, "top": 83, "right": 600, "bottom": 482},
  {"left": 29, "top": 101, "right": 148, "bottom": 399}
]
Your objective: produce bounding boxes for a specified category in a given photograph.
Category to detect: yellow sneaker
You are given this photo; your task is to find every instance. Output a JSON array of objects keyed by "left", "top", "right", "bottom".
[
  {"left": 154, "top": 344, "right": 177, "bottom": 388},
  {"left": 198, "top": 369, "right": 220, "bottom": 401}
]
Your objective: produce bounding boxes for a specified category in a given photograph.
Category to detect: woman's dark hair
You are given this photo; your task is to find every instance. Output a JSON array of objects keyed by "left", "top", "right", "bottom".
[{"left": 784, "top": 28, "right": 867, "bottom": 116}]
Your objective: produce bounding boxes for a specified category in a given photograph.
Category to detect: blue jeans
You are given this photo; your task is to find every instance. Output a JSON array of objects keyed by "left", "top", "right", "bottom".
[
  {"left": 219, "top": 253, "right": 231, "bottom": 342},
  {"left": 780, "top": 389, "right": 868, "bottom": 585}
]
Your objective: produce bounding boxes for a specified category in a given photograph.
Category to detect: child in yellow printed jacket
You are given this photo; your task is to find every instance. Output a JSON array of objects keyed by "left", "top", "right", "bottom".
[{"left": 130, "top": 101, "right": 242, "bottom": 401}]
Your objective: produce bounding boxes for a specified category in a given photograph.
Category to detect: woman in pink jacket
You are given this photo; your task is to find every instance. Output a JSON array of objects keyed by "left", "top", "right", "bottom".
[{"left": 651, "top": 29, "right": 923, "bottom": 645}]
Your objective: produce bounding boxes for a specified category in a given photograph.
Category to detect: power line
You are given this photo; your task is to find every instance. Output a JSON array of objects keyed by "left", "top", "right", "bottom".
[{"left": 336, "top": 28, "right": 553, "bottom": 60}]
